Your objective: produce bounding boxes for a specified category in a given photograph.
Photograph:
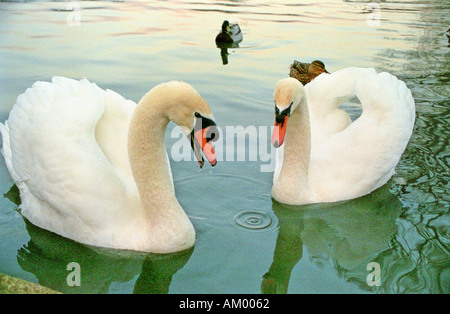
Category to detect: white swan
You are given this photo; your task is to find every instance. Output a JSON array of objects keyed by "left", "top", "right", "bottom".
[
  {"left": 0, "top": 77, "right": 218, "bottom": 253},
  {"left": 271, "top": 67, "right": 415, "bottom": 205}
]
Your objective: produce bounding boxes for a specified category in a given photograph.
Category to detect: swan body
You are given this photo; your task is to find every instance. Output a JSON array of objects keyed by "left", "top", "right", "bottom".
[
  {"left": 215, "top": 20, "right": 243, "bottom": 44},
  {"left": 0, "top": 77, "right": 217, "bottom": 253},
  {"left": 272, "top": 67, "right": 415, "bottom": 205}
]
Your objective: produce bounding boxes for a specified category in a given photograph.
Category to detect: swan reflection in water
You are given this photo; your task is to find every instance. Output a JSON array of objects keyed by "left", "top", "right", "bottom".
[
  {"left": 11, "top": 195, "right": 193, "bottom": 294},
  {"left": 261, "top": 184, "right": 403, "bottom": 294}
]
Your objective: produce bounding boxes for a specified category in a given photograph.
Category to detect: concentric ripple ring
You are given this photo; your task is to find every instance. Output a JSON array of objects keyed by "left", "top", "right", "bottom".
[{"left": 233, "top": 210, "right": 275, "bottom": 231}]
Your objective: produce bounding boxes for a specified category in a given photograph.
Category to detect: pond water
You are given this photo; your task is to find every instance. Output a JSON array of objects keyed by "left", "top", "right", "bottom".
[{"left": 0, "top": 0, "right": 448, "bottom": 294}]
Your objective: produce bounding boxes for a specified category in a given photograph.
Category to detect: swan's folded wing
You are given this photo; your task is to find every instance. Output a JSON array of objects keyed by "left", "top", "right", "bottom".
[
  {"left": 4, "top": 77, "right": 140, "bottom": 237},
  {"left": 95, "top": 88, "right": 138, "bottom": 187},
  {"left": 7, "top": 78, "right": 104, "bottom": 184},
  {"left": 308, "top": 68, "right": 415, "bottom": 201},
  {"left": 305, "top": 68, "right": 373, "bottom": 137},
  {"left": 306, "top": 68, "right": 376, "bottom": 107}
]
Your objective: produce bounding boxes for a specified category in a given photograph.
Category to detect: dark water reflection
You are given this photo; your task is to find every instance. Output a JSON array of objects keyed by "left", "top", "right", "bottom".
[
  {"left": 216, "top": 42, "right": 241, "bottom": 65},
  {"left": 18, "top": 215, "right": 193, "bottom": 294},
  {"left": 263, "top": 185, "right": 402, "bottom": 293},
  {"left": 378, "top": 0, "right": 450, "bottom": 293},
  {"left": 4, "top": 184, "right": 191, "bottom": 294},
  {"left": 265, "top": 186, "right": 448, "bottom": 294}
]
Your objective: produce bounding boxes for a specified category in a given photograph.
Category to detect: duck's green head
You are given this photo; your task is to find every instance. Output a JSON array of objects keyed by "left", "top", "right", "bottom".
[{"left": 221, "top": 20, "right": 231, "bottom": 33}]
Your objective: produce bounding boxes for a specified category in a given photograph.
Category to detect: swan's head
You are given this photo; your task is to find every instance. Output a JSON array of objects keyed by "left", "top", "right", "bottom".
[
  {"left": 272, "top": 78, "right": 305, "bottom": 148},
  {"left": 160, "top": 81, "right": 219, "bottom": 168}
]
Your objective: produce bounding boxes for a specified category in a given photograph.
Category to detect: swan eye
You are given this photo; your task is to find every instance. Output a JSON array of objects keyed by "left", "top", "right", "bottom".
[
  {"left": 275, "top": 105, "right": 280, "bottom": 115},
  {"left": 194, "top": 112, "right": 201, "bottom": 118}
]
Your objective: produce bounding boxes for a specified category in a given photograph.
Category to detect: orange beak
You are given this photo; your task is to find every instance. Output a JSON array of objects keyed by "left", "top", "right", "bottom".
[
  {"left": 271, "top": 115, "right": 289, "bottom": 148},
  {"left": 193, "top": 126, "right": 217, "bottom": 168}
]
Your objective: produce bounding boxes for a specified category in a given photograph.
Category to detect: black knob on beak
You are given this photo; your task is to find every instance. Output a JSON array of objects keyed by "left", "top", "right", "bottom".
[{"left": 275, "top": 114, "right": 285, "bottom": 124}]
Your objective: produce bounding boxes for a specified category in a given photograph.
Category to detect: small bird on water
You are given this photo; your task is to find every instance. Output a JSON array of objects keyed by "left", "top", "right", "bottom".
[
  {"left": 289, "top": 60, "right": 329, "bottom": 85},
  {"left": 215, "top": 20, "right": 243, "bottom": 45}
]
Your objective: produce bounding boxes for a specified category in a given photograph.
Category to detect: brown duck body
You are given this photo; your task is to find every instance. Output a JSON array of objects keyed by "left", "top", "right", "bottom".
[{"left": 289, "top": 60, "right": 329, "bottom": 85}]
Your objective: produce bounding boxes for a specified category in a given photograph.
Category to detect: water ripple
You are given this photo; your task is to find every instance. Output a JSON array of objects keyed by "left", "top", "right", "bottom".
[{"left": 233, "top": 210, "right": 276, "bottom": 231}]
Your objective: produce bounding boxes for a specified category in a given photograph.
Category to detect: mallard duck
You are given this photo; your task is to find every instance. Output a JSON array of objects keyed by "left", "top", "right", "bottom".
[
  {"left": 289, "top": 60, "right": 329, "bottom": 86},
  {"left": 215, "top": 20, "right": 243, "bottom": 45}
]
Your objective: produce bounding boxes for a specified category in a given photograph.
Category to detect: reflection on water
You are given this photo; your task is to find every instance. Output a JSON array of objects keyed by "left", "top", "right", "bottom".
[
  {"left": 17, "top": 216, "right": 193, "bottom": 294},
  {"left": 3, "top": 186, "right": 192, "bottom": 294},
  {"left": 0, "top": 0, "right": 449, "bottom": 294},
  {"left": 372, "top": 0, "right": 450, "bottom": 293},
  {"left": 264, "top": 184, "right": 449, "bottom": 294},
  {"left": 263, "top": 185, "right": 401, "bottom": 293},
  {"left": 217, "top": 42, "right": 241, "bottom": 65}
]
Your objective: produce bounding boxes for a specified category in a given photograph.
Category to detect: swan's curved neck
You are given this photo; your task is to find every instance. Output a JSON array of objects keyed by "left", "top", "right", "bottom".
[
  {"left": 284, "top": 100, "right": 311, "bottom": 182},
  {"left": 127, "top": 92, "right": 179, "bottom": 222},
  {"left": 274, "top": 99, "right": 312, "bottom": 203}
]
